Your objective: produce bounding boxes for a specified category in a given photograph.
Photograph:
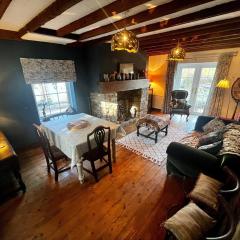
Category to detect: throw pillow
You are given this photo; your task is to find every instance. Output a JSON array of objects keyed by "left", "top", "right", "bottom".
[
  {"left": 164, "top": 202, "right": 215, "bottom": 240},
  {"left": 202, "top": 118, "right": 225, "bottom": 133},
  {"left": 198, "top": 131, "right": 223, "bottom": 146},
  {"left": 181, "top": 132, "right": 202, "bottom": 148},
  {"left": 198, "top": 141, "right": 222, "bottom": 155},
  {"left": 189, "top": 174, "right": 223, "bottom": 215},
  {"left": 219, "top": 123, "right": 240, "bottom": 156}
]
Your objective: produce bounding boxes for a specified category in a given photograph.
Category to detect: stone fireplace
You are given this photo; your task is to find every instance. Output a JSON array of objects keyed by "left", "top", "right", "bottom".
[{"left": 90, "top": 79, "right": 149, "bottom": 123}]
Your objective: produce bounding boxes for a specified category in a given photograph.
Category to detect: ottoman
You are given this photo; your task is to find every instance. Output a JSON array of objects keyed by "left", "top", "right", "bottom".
[{"left": 136, "top": 114, "right": 169, "bottom": 143}]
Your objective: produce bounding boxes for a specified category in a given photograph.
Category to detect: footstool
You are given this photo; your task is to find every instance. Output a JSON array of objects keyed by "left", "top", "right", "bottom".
[{"left": 136, "top": 114, "right": 170, "bottom": 143}]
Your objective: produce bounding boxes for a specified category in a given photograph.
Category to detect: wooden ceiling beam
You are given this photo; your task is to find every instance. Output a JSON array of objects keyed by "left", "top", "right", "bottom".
[
  {"left": 35, "top": 28, "right": 79, "bottom": 40},
  {"left": 147, "top": 42, "right": 240, "bottom": 55},
  {"left": 0, "top": 29, "right": 19, "bottom": 40},
  {"left": 139, "top": 27, "right": 240, "bottom": 46},
  {"left": 133, "top": 1, "right": 240, "bottom": 37},
  {"left": 57, "top": 0, "right": 151, "bottom": 37},
  {"left": 144, "top": 38, "right": 240, "bottom": 52},
  {"left": 78, "top": 0, "right": 216, "bottom": 41},
  {"left": 0, "top": 0, "right": 12, "bottom": 19},
  {"left": 139, "top": 17, "right": 240, "bottom": 43},
  {"left": 140, "top": 29, "right": 240, "bottom": 48},
  {"left": 141, "top": 36, "right": 240, "bottom": 51},
  {"left": 18, "top": 0, "right": 84, "bottom": 37}
]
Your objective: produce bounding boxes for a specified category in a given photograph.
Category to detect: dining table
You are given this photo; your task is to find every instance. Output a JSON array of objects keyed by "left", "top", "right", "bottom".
[{"left": 41, "top": 113, "right": 119, "bottom": 183}]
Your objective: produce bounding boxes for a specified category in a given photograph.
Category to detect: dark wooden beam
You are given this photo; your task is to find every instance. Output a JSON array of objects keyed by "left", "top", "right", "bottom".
[
  {"left": 18, "top": 0, "right": 83, "bottom": 37},
  {"left": 133, "top": 1, "right": 240, "bottom": 37},
  {"left": 0, "top": 29, "right": 19, "bottom": 40},
  {"left": 57, "top": 0, "right": 151, "bottom": 37},
  {"left": 139, "top": 16, "right": 240, "bottom": 43},
  {"left": 78, "top": 0, "right": 216, "bottom": 41},
  {"left": 35, "top": 28, "right": 79, "bottom": 40},
  {"left": 141, "top": 36, "right": 240, "bottom": 51},
  {"left": 140, "top": 27, "right": 240, "bottom": 46},
  {"left": 147, "top": 42, "right": 240, "bottom": 55},
  {"left": 0, "top": 0, "right": 12, "bottom": 19},
  {"left": 144, "top": 38, "right": 240, "bottom": 53}
]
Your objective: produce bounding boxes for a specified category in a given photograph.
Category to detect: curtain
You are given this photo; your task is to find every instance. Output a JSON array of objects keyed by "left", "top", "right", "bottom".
[
  {"left": 20, "top": 58, "right": 77, "bottom": 84},
  {"left": 163, "top": 61, "right": 177, "bottom": 113},
  {"left": 203, "top": 53, "right": 233, "bottom": 116}
]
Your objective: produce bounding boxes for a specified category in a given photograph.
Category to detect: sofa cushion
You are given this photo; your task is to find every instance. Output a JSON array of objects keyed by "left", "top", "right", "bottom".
[
  {"left": 164, "top": 202, "right": 215, "bottom": 240},
  {"left": 198, "top": 131, "right": 223, "bottom": 146},
  {"left": 219, "top": 123, "right": 240, "bottom": 157},
  {"left": 198, "top": 141, "right": 222, "bottom": 155},
  {"left": 189, "top": 174, "right": 223, "bottom": 215},
  {"left": 180, "top": 132, "right": 202, "bottom": 148},
  {"left": 202, "top": 118, "right": 225, "bottom": 133}
]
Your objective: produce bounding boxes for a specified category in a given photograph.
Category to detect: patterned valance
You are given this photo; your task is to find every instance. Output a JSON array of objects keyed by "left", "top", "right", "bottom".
[{"left": 20, "top": 58, "right": 77, "bottom": 84}]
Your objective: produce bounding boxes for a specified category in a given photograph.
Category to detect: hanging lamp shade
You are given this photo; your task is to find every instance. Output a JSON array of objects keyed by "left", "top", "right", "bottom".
[
  {"left": 216, "top": 78, "right": 230, "bottom": 89},
  {"left": 111, "top": 29, "right": 139, "bottom": 53},
  {"left": 168, "top": 43, "right": 186, "bottom": 61}
]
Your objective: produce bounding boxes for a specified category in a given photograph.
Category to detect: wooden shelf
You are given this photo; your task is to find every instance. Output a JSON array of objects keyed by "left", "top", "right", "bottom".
[{"left": 99, "top": 79, "right": 150, "bottom": 93}]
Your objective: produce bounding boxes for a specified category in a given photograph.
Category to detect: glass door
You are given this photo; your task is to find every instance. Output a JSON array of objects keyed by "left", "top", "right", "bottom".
[{"left": 174, "top": 62, "right": 217, "bottom": 115}]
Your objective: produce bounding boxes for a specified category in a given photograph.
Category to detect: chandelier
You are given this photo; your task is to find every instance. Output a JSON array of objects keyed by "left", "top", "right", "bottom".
[
  {"left": 111, "top": 29, "right": 139, "bottom": 53},
  {"left": 168, "top": 42, "right": 186, "bottom": 61}
]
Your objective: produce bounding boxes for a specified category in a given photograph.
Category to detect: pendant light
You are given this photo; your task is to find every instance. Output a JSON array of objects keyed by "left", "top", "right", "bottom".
[
  {"left": 111, "top": 28, "right": 139, "bottom": 53},
  {"left": 168, "top": 42, "right": 186, "bottom": 61}
]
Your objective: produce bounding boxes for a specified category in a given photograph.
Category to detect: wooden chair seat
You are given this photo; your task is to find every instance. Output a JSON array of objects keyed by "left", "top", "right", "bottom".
[
  {"left": 82, "top": 146, "right": 107, "bottom": 161},
  {"left": 82, "top": 126, "right": 112, "bottom": 182},
  {"left": 33, "top": 124, "right": 71, "bottom": 181}
]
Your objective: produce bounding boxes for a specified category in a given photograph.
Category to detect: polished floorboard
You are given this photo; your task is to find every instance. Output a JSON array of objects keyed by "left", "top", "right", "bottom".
[{"left": 0, "top": 114, "right": 197, "bottom": 240}]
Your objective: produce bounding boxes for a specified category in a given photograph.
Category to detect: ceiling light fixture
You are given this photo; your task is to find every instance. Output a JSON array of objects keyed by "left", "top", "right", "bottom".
[
  {"left": 111, "top": 28, "right": 139, "bottom": 53},
  {"left": 168, "top": 42, "right": 186, "bottom": 61}
]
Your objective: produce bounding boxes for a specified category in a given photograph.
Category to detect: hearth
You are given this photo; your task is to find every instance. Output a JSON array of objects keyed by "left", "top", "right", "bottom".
[{"left": 90, "top": 79, "right": 149, "bottom": 123}]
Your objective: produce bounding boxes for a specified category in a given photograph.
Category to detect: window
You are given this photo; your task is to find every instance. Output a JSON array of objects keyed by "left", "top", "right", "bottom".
[
  {"left": 174, "top": 62, "right": 217, "bottom": 114},
  {"left": 32, "top": 82, "right": 72, "bottom": 119}
]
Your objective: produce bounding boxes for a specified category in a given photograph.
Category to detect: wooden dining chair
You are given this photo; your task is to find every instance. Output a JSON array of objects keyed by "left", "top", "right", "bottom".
[
  {"left": 33, "top": 124, "right": 71, "bottom": 182},
  {"left": 82, "top": 126, "right": 112, "bottom": 182}
]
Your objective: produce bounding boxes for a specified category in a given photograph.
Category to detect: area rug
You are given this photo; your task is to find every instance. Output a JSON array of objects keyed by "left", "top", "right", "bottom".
[{"left": 116, "top": 125, "right": 188, "bottom": 166}]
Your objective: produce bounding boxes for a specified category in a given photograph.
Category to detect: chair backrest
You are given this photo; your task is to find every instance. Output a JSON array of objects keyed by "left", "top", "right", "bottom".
[
  {"left": 33, "top": 123, "right": 53, "bottom": 160},
  {"left": 87, "top": 126, "right": 111, "bottom": 153},
  {"left": 171, "top": 90, "right": 188, "bottom": 100}
]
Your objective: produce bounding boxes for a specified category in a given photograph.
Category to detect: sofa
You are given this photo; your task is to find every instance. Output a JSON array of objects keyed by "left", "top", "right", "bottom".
[{"left": 166, "top": 115, "right": 240, "bottom": 180}]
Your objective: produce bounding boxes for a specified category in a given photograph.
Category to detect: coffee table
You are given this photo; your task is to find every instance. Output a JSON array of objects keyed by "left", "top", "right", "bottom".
[{"left": 136, "top": 114, "right": 169, "bottom": 143}]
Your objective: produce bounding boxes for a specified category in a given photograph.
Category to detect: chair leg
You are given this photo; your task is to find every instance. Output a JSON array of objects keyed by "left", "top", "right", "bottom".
[
  {"left": 108, "top": 154, "right": 112, "bottom": 174},
  {"left": 90, "top": 160, "right": 98, "bottom": 182},
  {"left": 52, "top": 160, "right": 58, "bottom": 182},
  {"left": 13, "top": 169, "right": 26, "bottom": 192}
]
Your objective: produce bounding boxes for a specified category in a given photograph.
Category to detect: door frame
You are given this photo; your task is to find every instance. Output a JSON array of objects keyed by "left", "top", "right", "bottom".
[{"left": 174, "top": 62, "right": 217, "bottom": 114}]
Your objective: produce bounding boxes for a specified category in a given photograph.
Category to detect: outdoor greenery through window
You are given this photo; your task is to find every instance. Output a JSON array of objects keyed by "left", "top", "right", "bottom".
[{"left": 32, "top": 82, "right": 71, "bottom": 119}]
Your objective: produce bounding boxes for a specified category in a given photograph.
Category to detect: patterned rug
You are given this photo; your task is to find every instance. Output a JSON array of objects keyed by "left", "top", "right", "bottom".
[{"left": 116, "top": 125, "right": 188, "bottom": 166}]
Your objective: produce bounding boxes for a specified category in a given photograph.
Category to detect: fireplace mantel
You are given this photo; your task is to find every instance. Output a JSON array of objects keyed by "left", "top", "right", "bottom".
[{"left": 99, "top": 79, "right": 149, "bottom": 93}]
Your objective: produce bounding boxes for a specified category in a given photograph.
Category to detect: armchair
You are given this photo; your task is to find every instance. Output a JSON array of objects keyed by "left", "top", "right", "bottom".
[{"left": 170, "top": 90, "right": 191, "bottom": 121}]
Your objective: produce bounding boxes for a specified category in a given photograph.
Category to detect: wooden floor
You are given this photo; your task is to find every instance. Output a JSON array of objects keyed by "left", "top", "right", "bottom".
[{"left": 0, "top": 114, "right": 197, "bottom": 240}]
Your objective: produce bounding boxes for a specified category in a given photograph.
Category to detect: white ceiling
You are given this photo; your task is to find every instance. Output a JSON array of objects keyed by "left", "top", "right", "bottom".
[
  {"left": 81, "top": 0, "right": 235, "bottom": 42},
  {"left": 0, "top": 0, "right": 237, "bottom": 45},
  {"left": 43, "top": 0, "right": 117, "bottom": 30},
  {"left": 0, "top": 0, "right": 55, "bottom": 31}
]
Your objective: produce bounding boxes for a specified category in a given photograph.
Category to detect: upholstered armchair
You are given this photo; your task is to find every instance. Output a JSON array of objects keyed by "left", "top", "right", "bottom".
[{"left": 170, "top": 90, "right": 191, "bottom": 121}]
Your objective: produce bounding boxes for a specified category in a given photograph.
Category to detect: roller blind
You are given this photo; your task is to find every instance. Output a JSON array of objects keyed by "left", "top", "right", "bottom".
[{"left": 20, "top": 58, "right": 77, "bottom": 84}]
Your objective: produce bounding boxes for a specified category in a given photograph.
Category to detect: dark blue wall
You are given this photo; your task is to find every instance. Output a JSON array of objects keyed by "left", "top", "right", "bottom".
[
  {"left": 0, "top": 39, "right": 89, "bottom": 150},
  {"left": 84, "top": 43, "right": 147, "bottom": 92},
  {"left": 0, "top": 40, "right": 147, "bottom": 150}
]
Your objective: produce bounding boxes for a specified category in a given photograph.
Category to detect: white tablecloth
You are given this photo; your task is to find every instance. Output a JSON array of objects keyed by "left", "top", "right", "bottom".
[{"left": 41, "top": 113, "right": 119, "bottom": 168}]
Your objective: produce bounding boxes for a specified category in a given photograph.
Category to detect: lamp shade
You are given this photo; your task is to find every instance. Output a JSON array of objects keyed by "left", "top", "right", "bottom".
[
  {"left": 111, "top": 29, "right": 139, "bottom": 53},
  {"left": 168, "top": 43, "right": 186, "bottom": 61},
  {"left": 216, "top": 78, "right": 230, "bottom": 89}
]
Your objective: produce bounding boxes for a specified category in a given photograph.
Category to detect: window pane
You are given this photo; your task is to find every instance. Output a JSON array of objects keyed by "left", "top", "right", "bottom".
[
  {"left": 45, "top": 83, "right": 58, "bottom": 94},
  {"left": 57, "top": 82, "right": 67, "bottom": 93},
  {"left": 32, "top": 82, "right": 71, "bottom": 120}
]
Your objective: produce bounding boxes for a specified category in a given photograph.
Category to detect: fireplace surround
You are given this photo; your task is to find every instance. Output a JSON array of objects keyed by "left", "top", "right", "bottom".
[{"left": 90, "top": 79, "right": 149, "bottom": 123}]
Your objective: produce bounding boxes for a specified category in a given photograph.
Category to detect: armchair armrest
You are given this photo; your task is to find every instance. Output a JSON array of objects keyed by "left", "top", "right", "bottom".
[{"left": 167, "top": 142, "right": 223, "bottom": 180}]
